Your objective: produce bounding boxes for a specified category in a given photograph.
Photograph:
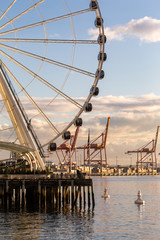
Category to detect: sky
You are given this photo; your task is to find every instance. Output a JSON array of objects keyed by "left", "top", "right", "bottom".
[
  {"left": 0, "top": 0, "right": 160, "bottom": 166},
  {"left": 86, "top": 0, "right": 160, "bottom": 166}
]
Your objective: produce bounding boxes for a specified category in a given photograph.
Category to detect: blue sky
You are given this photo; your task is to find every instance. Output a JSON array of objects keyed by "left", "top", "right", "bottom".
[
  {"left": 0, "top": 0, "right": 160, "bottom": 166},
  {"left": 95, "top": 0, "right": 160, "bottom": 97}
]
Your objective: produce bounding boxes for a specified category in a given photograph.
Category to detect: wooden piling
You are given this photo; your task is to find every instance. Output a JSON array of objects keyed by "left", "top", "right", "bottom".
[
  {"left": 88, "top": 186, "right": 91, "bottom": 208},
  {"left": 8, "top": 188, "right": 13, "bottom": 208},
  {"left": 66, "top": 186, "right": 70, "bottom": 204},
  {"left": 83, "top": 186, "right": 86, "bottom": 209},
  {"left": 0, "top": 175, "right": 95, "bottom": 211},
  {"left": 71, "top": 180, "right": 74, "bottom": 209},
  {"left": 79, "top": 186, "right": 82, "bottom": 209},
  {"left": 4, "top": 180, "right": 9, "bottom": 208},
  {"left": 74, "top": 186, "right": 79, "bottom": 207},
  {"left": 91, "top": 182, "right": 95, "bottom": 209},
  {"left": 51, "top": 186, "right": 54, "bottom": 205},
  {"left": 41, "top": 186, "right": 46, "bottom": 209},
  {"left": 55, "top": 186, "right": 58, "bottom": 208},
  {"left": 22, "top": 180, "right": 26, "bottom": 208},
  {"left": 58, "top": 180, "right": 61, "bottom": 208},
  {"left": 15, "top": 187, "right": 20, "bottom": 208},
  {"left": 38, "top": 180, "right": 41, "bottom": 208}
]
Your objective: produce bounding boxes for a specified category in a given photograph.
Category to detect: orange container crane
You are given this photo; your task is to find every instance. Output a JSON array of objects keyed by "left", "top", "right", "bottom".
[
  {"left": 55, "top": 126, "right": 80, "bottom": 171},
  {"left": 50, "top": 117, "right": 110, "bottom": 173},
  {"left": 126, "top": 126, "right": 160, "bottom": 173},
  {"left": 77, "top": 117, "right": 110, "bottom": 173}
]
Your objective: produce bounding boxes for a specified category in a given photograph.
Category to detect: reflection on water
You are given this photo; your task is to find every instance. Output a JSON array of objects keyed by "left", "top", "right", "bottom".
[
  {"left": 0, "top": 207, "right": 94, "bottom": 240},
  {"left": 0, "top": 176, "right": 160, "bottom": 239}
]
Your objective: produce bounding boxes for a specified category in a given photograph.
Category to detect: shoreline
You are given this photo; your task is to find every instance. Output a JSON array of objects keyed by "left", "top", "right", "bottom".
[{"left": 89, "top": 172, "right": 159, "bottom": 177}]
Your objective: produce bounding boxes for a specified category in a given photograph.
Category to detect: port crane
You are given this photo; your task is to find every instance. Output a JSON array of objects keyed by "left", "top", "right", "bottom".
[
  {"left": 51, "top": 117, "right": 110, "bottom": 173},
  {"left": 53, "top": 126, "right": 80, "bottom": 172},
  {"left": 126, "top": 126, "right": 160, "bottom": 173},
  {"left": 77, "top": 117, "right": 110, "bottom": 173}
]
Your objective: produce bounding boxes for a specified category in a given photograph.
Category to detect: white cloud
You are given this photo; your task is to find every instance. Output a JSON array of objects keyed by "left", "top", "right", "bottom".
[
  {"left": 1, "top": 94, "right": 160, "bottom": 165},
  {"left": 76, "top": 93, "right": 160, "bottom": 165},
  {"left": 88, "top": 16, "right": 160, "bottom": 42}
]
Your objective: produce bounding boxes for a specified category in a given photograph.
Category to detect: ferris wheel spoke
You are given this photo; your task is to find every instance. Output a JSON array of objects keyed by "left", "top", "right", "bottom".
[
  {"left": 0, "top": 38, "right": 98, "bottom": 44},
  {"left": 0, "top": 43, "right": 95, "bottom": 77},
  {"left": 0, "top": 49, "right": 82, "bottom": 109},
  {"left": 0, "top": 0, "right": 46, "bottom": 31},
  {"left": 0, "top": 8, "right": 90, "bottom": 37},
  {"left": 0, "top": 0, "right": 17, "bottom": 22},
  {"left": 2, "top": 62, "right": 60, "bottom": 135}
]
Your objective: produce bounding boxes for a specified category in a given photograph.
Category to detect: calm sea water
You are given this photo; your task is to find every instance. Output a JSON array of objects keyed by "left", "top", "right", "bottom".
[{"left": 0, "top": 176, "right": 160, "bottom": 239}]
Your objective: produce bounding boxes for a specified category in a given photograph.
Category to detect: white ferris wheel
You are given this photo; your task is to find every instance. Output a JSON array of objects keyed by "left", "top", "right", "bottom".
[{"left": 0, "top": 0, "right": 106, "bottom": 170}]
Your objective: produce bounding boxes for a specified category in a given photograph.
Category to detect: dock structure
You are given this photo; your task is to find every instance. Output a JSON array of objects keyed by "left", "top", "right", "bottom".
[{"left": 0, "top": 174, "right": 95, "bottom": 210}]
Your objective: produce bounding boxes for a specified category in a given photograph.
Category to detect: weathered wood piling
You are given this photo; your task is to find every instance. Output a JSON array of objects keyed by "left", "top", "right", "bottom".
[{"left": 0, "top": 174, "right": 95, "bottom": 210}]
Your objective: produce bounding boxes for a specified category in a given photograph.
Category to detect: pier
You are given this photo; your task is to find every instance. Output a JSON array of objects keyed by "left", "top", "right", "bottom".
[{"left": 0, "top": 174, "right": 95, "bottom": 210}]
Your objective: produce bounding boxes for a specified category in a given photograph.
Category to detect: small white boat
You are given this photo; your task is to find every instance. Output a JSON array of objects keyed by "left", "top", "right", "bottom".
[
  {"left": 135, "top": 190, "right": 145, "bottom": 205},
  {"left": 101, "top": 187, "right": 110, "bottom": 198}
]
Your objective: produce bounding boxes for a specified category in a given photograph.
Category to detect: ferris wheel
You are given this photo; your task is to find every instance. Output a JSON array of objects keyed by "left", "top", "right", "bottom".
[{"left": 0, "top": 0, "right": 106, "bottom": 170}]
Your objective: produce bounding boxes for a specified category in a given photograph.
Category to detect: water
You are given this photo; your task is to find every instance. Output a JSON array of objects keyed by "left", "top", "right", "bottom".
[{"left": 0, "top": 176, "right": 160, "bottom": 239}]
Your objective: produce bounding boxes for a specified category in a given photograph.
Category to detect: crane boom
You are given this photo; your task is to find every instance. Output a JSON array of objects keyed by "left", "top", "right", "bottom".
[
  {"left": 154, "top": 126, "right": 160, "bottom": 151},
  {"left": 103, "top": 117, "right": 111, "bottom": 148},
  {"left": 71, "top": 127, "right": 80, "bottom": 151}
]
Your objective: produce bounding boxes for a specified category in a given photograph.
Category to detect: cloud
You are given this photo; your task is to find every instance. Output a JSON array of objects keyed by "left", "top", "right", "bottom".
[
  {"left": 88, "top": 16, "right": 160, "bottom": 42},
  {"left": 87, "top": 93, "right": 160, "bottom": 138},
  {"left": 1, "top": 94, "right": 160, "bottom": 165},
  {"left": 76, "top": 93, "right": 160, "bottom": 165}
]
